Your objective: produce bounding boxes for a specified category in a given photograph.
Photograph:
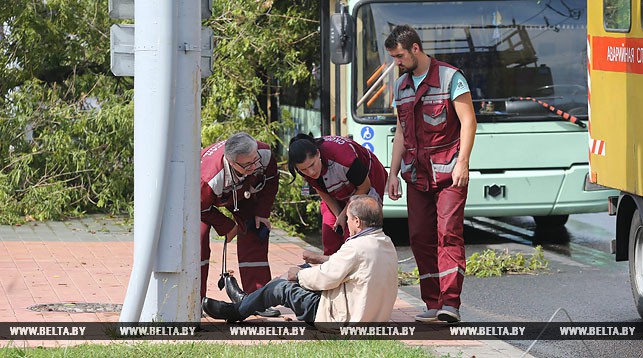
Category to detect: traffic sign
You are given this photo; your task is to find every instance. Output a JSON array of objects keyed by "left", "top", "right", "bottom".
[
  {"left": 110, "top": 24, "right": 135, "bottom": 77},
  {"left": 201, "top": 27, "right": 213, "bottom": 77},
  {"left": 109, "top": 25, "right": 213, "bottom": 78},
  {"left": 108, "top": 0, "right": 134, "bottom": 19},
  {"left": 110, "top": 0, "right": 214, "bottom": 77},
  {"left": 202, "top": 0, "right": 212, "bottom": 19},
  {"left": 109, "top": 0, "right": 211, "bottom": 20}
]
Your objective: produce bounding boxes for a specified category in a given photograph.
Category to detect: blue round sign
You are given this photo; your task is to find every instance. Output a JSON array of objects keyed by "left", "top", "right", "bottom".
[
  {"left": 361, "top": 126, "right": 374, "bottom": 141},
  {"left": 362, "top": 142, "right": 374, "bottom": 152}
]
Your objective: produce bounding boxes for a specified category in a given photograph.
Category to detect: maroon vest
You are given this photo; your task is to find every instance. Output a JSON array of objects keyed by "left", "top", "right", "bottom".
[{"left": 394, "top": 58, "right": 462, "bottom": 191}]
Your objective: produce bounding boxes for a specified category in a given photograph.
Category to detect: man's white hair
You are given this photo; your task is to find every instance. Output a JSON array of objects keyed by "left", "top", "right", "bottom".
[{"left": 225, "top": 132, "right": 258, "bottom": 161}]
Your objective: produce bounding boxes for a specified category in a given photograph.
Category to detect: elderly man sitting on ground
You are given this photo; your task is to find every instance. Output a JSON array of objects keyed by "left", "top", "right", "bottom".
[{"left": 202, "top": 194, "right": 398, "bottom": 325}]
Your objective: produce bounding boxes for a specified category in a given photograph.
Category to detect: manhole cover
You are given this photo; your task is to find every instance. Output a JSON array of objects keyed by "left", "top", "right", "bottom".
[{"left": 28, "top": 303, "right": 122, "bottom": 313}]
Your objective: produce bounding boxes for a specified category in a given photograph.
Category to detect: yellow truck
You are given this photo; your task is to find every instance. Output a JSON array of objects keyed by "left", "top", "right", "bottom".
[{"left": 588, "top": 0, "right": 643, "bottom": 318}]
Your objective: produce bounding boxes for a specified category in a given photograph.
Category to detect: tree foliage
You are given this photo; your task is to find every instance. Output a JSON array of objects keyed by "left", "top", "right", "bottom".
[
  {"left": 272, "top": 172, "right": 321, "bottom": 236},
  {"left": 466, "top": 246, "right": 549, "bottom": 278},
  {"left": 201, "top": 1, "right": 321, "bottom": 233},
  {"left": 0, "top": 1, "right": 111, "bottom": 95},
  {"left": 201, "top": 0, "right": 319, "bottom": 146},
  {"left": 0, "top": 1, "right": 133, "bottom": 223},
  {"left": 0, "top": 1, "right": 320, "bottom": 226}
]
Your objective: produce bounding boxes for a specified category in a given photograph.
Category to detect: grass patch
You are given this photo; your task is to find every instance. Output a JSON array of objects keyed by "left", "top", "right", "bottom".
[{"left": 1, "top": 341, "right": 434, "bottom": 357}]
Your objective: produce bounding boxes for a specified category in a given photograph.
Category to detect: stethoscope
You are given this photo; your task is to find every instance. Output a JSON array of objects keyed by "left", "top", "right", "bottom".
[{"left": 227, "top": 160, "right": 275, "bottom": 212}]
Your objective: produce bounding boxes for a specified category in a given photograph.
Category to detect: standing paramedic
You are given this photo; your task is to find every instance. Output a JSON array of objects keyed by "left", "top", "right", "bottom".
[
  {"left": 200, "top": 132, "right": 280, "bottom": 317},
  {"left": 386, "top": 25, "right": 476, "bottom": 323},
  {"left": 287, "top": 134, "right": 387, "bottom": 257}
]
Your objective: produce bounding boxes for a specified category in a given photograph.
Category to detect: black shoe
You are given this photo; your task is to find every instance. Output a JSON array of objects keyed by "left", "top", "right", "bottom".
[
  {"left": 254, "top": 307, "right": 281, "bottom": 317},
  {"left": 202, "top": 297, "right": 242, "bottom": 322},
  {"left": 222, "top": 274, "right": 248, "bottom": 304}
]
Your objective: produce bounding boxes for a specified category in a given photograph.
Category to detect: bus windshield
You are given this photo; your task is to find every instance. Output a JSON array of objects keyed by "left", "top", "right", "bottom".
[{"left": 354, "top": 0, "right": 587, "bottom": 123}]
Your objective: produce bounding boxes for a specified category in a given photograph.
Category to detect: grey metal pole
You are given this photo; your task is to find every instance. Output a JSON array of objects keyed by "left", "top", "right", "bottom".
[
  {"left": 120, "top": 0, "right": 176, "bottom": 323},
  {"left": 120, "top": 0, "right": 201, "bottom": 323},
  {"left": 139, "top": 0, "right": 201, "bottom": 322}
]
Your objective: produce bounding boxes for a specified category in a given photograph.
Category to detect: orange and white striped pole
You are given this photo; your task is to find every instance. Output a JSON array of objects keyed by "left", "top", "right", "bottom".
[
  {"left": 586, "top": 34, "right": 606, "bottom": 183},
  {"left": 517, "top": 96, "right": 586, "bottom": 128}
]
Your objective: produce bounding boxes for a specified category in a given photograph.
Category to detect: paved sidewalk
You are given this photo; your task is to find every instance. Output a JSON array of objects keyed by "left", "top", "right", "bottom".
[{"left": 0, "top": 215, "right": 532, "bottom": 357}]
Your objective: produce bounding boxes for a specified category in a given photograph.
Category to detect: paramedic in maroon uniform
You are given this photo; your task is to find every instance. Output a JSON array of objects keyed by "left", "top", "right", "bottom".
[
  {"left": 200, "top": 132, "right": 279, "bottom": 316},
  {"left": 386, "top": 25, "right": 477, "bottom": 323},
  {"left": 287, "top": 134, "right": 387, "bottom": 257}
]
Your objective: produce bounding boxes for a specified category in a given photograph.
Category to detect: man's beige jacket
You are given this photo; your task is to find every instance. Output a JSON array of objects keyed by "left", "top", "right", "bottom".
[{"left": 298, "top": 228, "right": 398, "bottom": 323}]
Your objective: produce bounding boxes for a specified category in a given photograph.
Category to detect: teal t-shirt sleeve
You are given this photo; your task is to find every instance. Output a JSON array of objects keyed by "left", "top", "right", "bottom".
[{"left": 451, "top": 71, "right": 470, "bottom": 99}]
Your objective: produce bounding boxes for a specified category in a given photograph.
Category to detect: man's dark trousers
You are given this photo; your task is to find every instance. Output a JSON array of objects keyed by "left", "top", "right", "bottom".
[{"left": 236, "top": 279, "right": 320, "bottom": 324}]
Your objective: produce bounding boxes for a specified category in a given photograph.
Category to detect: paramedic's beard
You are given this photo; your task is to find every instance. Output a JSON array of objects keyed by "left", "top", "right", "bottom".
[
  {"left": 400, "top": 64, "right": 416, "bottom": 75},
  {"left": 400, "top": 56, "right": 418, "bottom": 75}
]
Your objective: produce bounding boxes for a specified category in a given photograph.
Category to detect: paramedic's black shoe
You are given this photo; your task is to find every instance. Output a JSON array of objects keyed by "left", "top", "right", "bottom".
[
  {"left": 255, "top": 307, "right": 281, "bottom": 317},
  {"left": 202, "top": 297, "right": 242, "bottom": 322}
]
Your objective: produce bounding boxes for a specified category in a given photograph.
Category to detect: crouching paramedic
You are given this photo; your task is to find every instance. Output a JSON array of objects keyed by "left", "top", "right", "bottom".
[{"left": 200, "top": 132, "right": 279, "bottom": 316}]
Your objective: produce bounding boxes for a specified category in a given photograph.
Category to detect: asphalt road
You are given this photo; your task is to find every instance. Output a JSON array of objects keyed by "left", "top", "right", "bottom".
[{"left": 391, "top": 214, "right": 643, "bottom": 358}]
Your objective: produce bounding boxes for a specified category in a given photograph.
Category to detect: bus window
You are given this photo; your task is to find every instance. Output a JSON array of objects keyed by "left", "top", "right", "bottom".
[
  {"left": 604, "top": 0, "right": 631, "bottom": 31},
  {"left": 353, "top": 1, "right": 588, "bottom": 123}
]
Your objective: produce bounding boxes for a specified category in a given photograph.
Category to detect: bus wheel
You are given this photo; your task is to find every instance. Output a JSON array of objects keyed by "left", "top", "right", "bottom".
[
  {"left": 628, "top": 209, "right": 643, "bottom": 319},
  {"left": 532, "top": 215, "right": 569, "bottom": 228}
]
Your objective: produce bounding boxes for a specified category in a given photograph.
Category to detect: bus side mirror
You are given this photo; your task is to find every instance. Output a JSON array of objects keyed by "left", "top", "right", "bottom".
[{"left": 330, "top": 9, "right": 353, "bottom": 64}]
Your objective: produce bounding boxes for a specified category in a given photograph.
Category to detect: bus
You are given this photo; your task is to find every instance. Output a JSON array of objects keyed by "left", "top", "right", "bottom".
[
  {"left": 587, "top": 0, "right": 643, "bottom": 318},
  {"left": 287, "top": 0, "right": 617, "bottom": 233}
]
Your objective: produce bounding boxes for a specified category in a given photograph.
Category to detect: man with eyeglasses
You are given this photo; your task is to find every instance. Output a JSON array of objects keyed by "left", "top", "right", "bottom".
[{"left": 200, "top": 132, "right": 280, "bottom": 317}]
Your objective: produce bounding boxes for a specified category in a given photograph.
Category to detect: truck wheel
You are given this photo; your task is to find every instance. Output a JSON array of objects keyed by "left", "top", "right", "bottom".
[
  {"left": 533, "top": 215, "right": 569, "bottom": 228},
  {"left": 628, "top": 209, "right": 643, "bottom": 319}
]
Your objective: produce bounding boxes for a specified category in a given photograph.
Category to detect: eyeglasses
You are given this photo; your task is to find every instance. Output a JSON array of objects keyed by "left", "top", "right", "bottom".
[{"left": 234, "top": 153, "right": 262, "bottom": 170}]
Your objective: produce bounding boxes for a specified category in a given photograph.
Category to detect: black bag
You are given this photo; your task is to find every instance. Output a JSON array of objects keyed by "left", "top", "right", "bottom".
[{"left": 217, "top": 239, "right": 247, "bottom": 303}]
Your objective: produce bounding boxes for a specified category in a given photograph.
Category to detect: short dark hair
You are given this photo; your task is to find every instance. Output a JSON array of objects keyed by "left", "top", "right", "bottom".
[
  {"left": 347, "top": 195, "right": 383, "bottom": 228},
  {"left": 385, "top": 24, "right": 423, "bottom": 52}
]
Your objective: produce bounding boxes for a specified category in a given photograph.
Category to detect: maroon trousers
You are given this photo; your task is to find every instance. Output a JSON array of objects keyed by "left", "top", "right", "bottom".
[
  {"left": 200, "top": 205, "right": 271, "bottom": 299},
  {"left": 407, "top": 183, "right": 467, "bottom": 309},
  {"left": 320, "top": 201, "right": 350, "bottom": 255}
]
